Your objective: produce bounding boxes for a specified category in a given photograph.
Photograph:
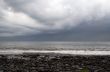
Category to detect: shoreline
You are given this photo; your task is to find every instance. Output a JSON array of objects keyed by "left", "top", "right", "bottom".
[{"left": 0, "top": 50, "right": 110, "bottom": 55}]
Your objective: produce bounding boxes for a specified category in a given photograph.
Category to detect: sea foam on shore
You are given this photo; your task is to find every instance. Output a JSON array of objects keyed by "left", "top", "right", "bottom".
[{"left": 0, "top": 50, "right": 110, "bottom": 55}]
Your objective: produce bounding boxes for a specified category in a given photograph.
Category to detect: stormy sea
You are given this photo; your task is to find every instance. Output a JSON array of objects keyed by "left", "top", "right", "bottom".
[{"left": 0, "top": 42, "right": 110, "bottom": 72}]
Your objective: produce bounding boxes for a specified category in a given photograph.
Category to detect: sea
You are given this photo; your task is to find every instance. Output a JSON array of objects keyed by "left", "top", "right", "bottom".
[{"left": 0, "top": 41, "right": 110, "bottom": 55}]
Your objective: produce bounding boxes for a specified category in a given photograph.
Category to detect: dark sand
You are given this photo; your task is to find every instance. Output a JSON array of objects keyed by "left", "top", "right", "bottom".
[{"left": 0, "top": 53, "right": 110, "bottom": 72}]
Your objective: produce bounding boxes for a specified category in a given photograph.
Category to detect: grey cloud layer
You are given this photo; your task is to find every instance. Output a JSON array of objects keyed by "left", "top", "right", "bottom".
[{"left": 0, "top": 0, "right": 110, "bottom": 36}]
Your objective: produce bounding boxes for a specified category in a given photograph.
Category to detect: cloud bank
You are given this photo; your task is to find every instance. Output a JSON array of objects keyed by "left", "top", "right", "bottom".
[{"left": 0, "top": 0, "right": 110, "bottom": 36}]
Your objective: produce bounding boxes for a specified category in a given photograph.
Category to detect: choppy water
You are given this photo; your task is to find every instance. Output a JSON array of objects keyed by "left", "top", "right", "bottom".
[{"left": 0, "top": 42, "right": 110, "bottom": 51}]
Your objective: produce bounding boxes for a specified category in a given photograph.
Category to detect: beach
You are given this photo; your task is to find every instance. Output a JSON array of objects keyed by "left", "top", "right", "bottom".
[
  {"left": 0, "top": 42, "right": 110, "bottom": 72},
  {"left": 0, "top": 52, "right": 110, "bottom": 72}
]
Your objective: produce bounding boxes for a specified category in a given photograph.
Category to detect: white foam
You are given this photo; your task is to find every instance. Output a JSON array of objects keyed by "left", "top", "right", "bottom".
[{"left": 0, "top": 50, "right": 110, "bottom": 55}]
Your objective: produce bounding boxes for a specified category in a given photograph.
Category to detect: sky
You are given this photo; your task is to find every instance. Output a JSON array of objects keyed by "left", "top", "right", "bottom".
[{"left": 0, "top": 0, "right": 110, "bottom": 41}]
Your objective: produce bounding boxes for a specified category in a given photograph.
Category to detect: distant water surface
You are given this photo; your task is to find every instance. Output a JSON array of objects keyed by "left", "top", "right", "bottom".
[{"left": 0, "top": 42, "right": 110, "bottom": 51}]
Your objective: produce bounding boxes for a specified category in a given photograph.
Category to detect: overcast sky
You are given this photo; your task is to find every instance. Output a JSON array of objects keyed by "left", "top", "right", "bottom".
[{"left": 0, "top": 0, "right": 110, "bottom": 41}]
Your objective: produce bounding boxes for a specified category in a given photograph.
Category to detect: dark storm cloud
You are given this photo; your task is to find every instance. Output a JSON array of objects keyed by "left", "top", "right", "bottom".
[
  {"left": 1, "top": 17, "right": 110, "bottom": 41},
  {"left": 0, "top": 0, "right": 110, "bottom": 41}
]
